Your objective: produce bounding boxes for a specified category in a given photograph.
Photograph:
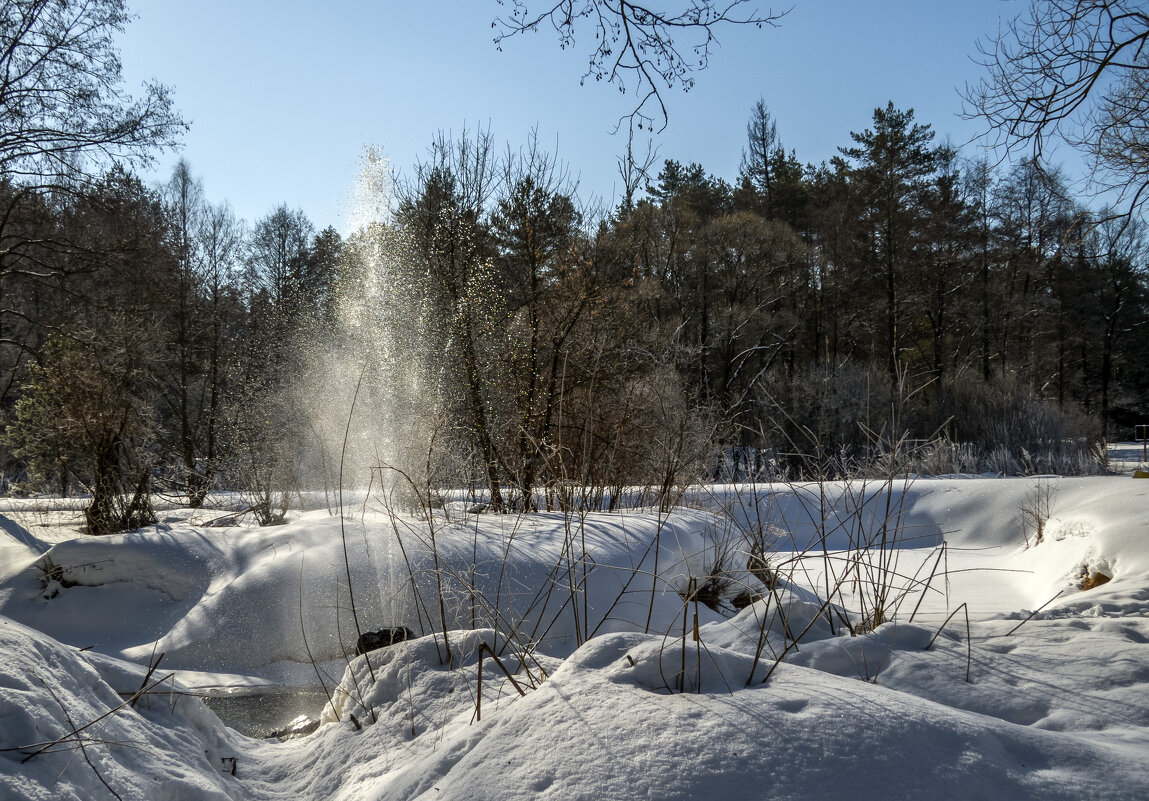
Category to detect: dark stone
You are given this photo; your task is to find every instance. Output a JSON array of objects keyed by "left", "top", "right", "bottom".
[{"left": 355, "top": 627, "right": 415, "bottom": 655}]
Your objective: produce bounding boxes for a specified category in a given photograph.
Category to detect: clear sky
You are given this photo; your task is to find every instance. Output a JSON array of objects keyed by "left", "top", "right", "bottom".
[{"left": 117, "top": 1, "right": 1033, "bottom": 233}]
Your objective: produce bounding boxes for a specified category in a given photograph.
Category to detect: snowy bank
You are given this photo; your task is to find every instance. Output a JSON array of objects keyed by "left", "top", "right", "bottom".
[{"left": 1, "top": 475, "right": 1148, "bottom": 799}]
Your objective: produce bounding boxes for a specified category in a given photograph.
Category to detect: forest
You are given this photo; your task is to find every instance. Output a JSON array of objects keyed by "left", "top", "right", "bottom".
[
  {"left": 3, "top": 97, "right": 1146, "bottom": 533},
  {"left": 2, "top": 0, "right": 1148, "bottom": 535}
]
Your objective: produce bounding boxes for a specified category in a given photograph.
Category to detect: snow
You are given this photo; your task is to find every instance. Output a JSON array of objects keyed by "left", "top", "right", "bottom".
[
  {"left": 1, "top": 469, "right": 1148, "bottom": 799},
  {"left": 0, "top": 616, "right": 241, "bottom": 801}
]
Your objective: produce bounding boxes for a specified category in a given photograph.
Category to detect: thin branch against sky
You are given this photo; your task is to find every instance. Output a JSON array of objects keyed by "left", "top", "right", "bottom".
[{"left": 118, "top": 0, "right": 1023, "bottom": 231}]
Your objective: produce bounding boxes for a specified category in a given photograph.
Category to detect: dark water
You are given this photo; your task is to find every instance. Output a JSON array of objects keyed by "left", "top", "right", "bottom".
[{"left": 200, "top": 687, "right": 331, "bottom": 739}]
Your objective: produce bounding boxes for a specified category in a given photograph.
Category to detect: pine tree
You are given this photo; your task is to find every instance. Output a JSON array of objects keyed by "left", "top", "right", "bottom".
[{"left": 840, "top": 102, "right": 941, "bottom": 395}]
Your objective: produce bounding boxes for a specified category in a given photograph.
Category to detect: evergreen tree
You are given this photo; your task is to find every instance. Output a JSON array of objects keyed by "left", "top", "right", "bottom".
[{"left": 840, "top": 102, "right": 941, "bottom": 395}]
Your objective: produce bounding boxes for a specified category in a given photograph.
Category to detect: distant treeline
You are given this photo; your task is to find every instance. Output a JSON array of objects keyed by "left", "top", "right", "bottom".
[{"left": 3, "top": 101, "right": 1147, "bottom": 530}]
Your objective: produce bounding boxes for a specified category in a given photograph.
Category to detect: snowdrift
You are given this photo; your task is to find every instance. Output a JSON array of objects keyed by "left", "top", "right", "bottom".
[
  {"left": 0, "top": 476, "right": 1147, "bottom": 800},
  {"left": 0, "top": 617, "right": 242, "bottom": 801}
]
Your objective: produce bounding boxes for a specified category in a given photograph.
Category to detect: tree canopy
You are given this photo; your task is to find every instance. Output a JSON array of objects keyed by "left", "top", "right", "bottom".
[
  {"left": 0, "top": 0, "right": 185, "bottom": 186},
  {"left": 967, "top": 0, "right": 1149, "bottom": 218}
]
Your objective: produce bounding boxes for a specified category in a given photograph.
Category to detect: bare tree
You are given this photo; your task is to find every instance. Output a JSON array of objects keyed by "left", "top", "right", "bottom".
[
  {"left": 966, "top": 0, "right": 1149, "bottom": 217},
  {"left": 0, "top": 0, "right": 185, "bottom": 185},
  {"left": 191, "top": 201, "right": 244, "bottom": 505},
  {"left": 9, "top": 321, "right": 160, "bottom": 534},
  {"left": 616, "top": 126, "right": 659, "bottom": 214},
  {"left": 246, "top": 205, "right": 314, "bottom": 308},
  {"left": 160, "top": 160, "right": 208, "bottom": 503},
  {"left": 0, "top": 0, "right": 184, "bottom": 438},
  {"left": 492, "top": 1, "right": 787, "bottom": 133},
  {"left": 4, "top": 169, "right": 170, "bottom": 532},
  {"left": 398, "top": 127, "right": 507, "bottom": 509}
]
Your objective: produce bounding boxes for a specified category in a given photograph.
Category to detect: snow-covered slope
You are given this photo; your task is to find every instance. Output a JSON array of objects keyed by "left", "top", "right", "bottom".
[
  {"left": 0, "top": 616, "right": 242, "bottom": 801},
  {"left": 1, "top": 475, "right": 1147, "bottom": 799}
]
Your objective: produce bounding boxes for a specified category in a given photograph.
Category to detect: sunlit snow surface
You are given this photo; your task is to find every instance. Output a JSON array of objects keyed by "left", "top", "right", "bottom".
[{"left": 1, "top": 474, "right": 1148, "bottom": 800}]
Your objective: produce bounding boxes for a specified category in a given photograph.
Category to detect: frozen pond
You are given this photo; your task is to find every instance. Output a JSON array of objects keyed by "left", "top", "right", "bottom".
[{"left": 201, "top": 687, "right": 330, "bottom": 739}]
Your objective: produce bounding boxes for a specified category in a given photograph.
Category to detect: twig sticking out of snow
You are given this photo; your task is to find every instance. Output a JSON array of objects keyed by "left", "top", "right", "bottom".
[
  {"left": 131, "top": 647, "right": 165, "bottom": 709},
  {"left": 925, "top": 602, "right": 972, "bottom": 682},
  {"left": 15, "top": 671, "right": 176, "bottom": 763},
  {"left": 1004, "top": 590, "right": 1064, "bottom": 637},
  {"left": 475, "top": 641, "right": 526, "bottom": 722},
  {"left": 40, "top": 677, "right": 124, "bottom": 801}
]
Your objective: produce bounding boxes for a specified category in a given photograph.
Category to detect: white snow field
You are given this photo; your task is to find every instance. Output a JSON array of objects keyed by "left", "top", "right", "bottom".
[{"left": 1, "top": 473, "right": 1147, "bottom": 800}]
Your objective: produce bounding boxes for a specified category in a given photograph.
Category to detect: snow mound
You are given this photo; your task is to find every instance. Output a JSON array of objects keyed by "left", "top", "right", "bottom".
[
  {"left": 0, "top": 616, "right": 240, "bottom": 801},
  {"left": 2, "top": 477, "right": 1149, "bottom": 799},
  {"left": 291, "top": 631, "right": 1147, "bottom": 801}
]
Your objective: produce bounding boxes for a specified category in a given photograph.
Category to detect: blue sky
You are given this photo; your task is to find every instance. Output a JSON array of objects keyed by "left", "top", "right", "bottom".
[{"left": 119, "top": 1, "right": 1032, "bottom": 233}]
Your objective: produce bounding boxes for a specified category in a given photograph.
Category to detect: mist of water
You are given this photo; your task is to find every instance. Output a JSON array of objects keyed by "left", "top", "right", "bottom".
[{"left": 293, "top": 145, "right": 438, "bottom": 628}]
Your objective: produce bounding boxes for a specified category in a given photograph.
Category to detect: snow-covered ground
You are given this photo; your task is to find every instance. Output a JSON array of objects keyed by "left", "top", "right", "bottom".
[{"left": 1, "top": 469, "right": 1148, "bottom": 800}]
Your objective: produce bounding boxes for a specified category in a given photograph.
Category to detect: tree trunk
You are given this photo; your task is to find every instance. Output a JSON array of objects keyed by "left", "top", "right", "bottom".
[{"left": 86, "top": 445, "right": 120, "bottom": 536}]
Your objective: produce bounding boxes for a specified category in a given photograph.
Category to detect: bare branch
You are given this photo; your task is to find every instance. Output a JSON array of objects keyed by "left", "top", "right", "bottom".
[
  {"left": 0, "top": 0, "right": 185, "bottom": 187},
  {"left": 966, "top": 0, "right": 1149, "bottom": 219},
  {"left": 493, "top": 1, "right": 788, "bottom": 134}
]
